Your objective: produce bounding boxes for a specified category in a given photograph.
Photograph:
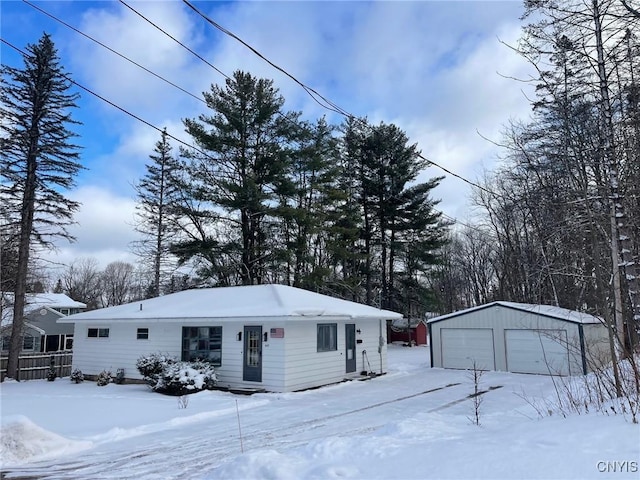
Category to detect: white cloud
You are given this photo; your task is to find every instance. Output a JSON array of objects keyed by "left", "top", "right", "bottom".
[
  {"left": 27, "top": 1, "right": 537, "bottom": 269},
  {"left": 44, "top": 186, "right": 140, "bottom": 272}
]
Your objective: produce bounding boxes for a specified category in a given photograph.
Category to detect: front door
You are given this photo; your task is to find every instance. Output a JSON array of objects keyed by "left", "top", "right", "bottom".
[
  {"left": 345, "top": 324, "right": 356, "bottom": 373},
  {"left": 243, "top": 326, "right": 262, "bottom": 382}
]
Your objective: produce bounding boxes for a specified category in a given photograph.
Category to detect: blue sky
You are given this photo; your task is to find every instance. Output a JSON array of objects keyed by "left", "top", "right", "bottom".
[{"left": 1, "top": 1, "right": 534, "bottom": 275}]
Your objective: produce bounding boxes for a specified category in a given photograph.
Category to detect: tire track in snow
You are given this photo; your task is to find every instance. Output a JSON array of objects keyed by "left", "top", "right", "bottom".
[{"left": 1, "top": 382, "right": 477, "bottom": 480}]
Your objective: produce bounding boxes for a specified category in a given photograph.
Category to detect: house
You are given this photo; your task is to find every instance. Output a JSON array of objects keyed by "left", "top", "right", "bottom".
[
  {"left": 387, "top": 318, "right": 429, "bottom": 346},
  {"left": 1, "top": 293, "right": 87, "bottom": 353},
  {"left": 60, "top": 284, "right": 402, "bottom": 392},
  {"left": 427, "top": 301, "right": 610, "bottom": 375}
]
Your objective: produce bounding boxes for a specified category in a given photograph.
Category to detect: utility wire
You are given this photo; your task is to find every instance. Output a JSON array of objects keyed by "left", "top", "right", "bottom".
[
  {"left": 4, "top": 4, "right": 500, "bottom": 229},
  {"left": 181, "top": 0, "right": 503, "bottom": 199},
  {"left": 115, "top": 0, "right": 503, "bottom": 225},
  {"left": 182, "top": 0, "right": 349, "bottom": 117},
  {"left": 118, "top": 0, "right": 229, "bottom": 81},
  {"left": 1, "top": 37, "right": 214, "bottom": 169},
  {"left": 22, "top": 0, "right": 206, "bottom": 105}
]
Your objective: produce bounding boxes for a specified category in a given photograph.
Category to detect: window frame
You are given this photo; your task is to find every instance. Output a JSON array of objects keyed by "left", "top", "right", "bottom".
[
  {"left": 136, "top": 327, "right": 149, "bottom": 340},
  {"left": 87, "top": 327, "right": 109, "bottom": 338},
  {"left": 181, "top": 326, "right": 222, "bottom": 366},
  {"left": 317, "top": 323, "right": 338, "bottom": 352},
  {"left": 22, "top": 334, "right": 36, "bottom": 351}
]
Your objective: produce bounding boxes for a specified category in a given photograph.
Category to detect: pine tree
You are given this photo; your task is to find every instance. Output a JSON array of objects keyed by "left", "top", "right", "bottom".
[
  {"left": 0, "top": 34, "right": 82, "bottom": 379},
  {"left": 181, "top": 70, "right": 301, "bottom": 285},
  {"left": 133, "top": 128, "right": 181, "bottom": 297}
]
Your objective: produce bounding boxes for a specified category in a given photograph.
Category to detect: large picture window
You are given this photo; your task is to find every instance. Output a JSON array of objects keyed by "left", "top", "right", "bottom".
[
  {"left": 182, "top": 327, "right": 222, "bottom": 366},
  {"left": 317, "top": 323, "right": 337, "bottom": 352}
]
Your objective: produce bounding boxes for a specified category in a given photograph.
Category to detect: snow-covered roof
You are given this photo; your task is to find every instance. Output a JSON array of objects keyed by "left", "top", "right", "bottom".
[
  {"left": 59, "top": 284, "right": 403, "bottom": 323},
  {"left": 426, "top": 301, "right": 604, "bottom": 325},
  {"left": 1, "top": 293, "right": 86, "bottom": 326},
  {"left": 0, "top": 321, "right": 46, "bottom": 335},
  {"left": 2, "top": 293, "right": 86, "bottom": 312}
]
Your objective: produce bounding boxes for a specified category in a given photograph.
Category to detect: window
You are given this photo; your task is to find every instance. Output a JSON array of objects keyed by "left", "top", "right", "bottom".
[
  {"left": 88, "top": 328, "right": 109, "bottom": 338},
  {"left": 182, "top": 326, "right": 222, "bottom": 366},
  {"left": 64, "top": 335, "right": 74, "bottom": 350},
  {"left": 60, "top": 308, "right": 70, "bottom": 315},
  {"left": 22, "top": 335, "right": 35, "bottom": 350},
  {"left": 1, "top": 336, "right": 10, "bottom": 351},
  {"left": 137, "top": 328, "right": 149, "bottom": 340},
  {"left": 317, "top": 323, "right": 337, "bottom": 352}
]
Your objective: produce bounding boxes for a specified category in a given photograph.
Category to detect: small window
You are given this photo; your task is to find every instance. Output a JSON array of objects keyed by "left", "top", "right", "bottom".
[
  {"left": 137, "top": 328, "right": 149, "bottom": 340},
  {"left": 22, "top": 335, "right": 35, "bottom": 350},
  {"left": 317, "top": 323, "right": 337, "bottom": 352},
  {"left": 88, "top": 328, "right": 109, "bottom": 338},
  {"left": 64, "top": 335, "right": 74, "bottom": 350}
]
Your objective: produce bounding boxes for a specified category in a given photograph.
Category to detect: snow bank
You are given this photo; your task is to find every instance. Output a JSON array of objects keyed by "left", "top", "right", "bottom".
[{"left": 0, "top": 415, "right": 91, "bottom": 468}]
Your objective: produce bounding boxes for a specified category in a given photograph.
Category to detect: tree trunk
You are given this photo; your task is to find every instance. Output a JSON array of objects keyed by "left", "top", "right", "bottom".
[{"left": 7, "top": 143, "right": 38, "bottom": 380}]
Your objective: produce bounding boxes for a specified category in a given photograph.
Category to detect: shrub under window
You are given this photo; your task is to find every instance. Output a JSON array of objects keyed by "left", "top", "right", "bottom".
[{"left": 317, "top": 323, "right": 337, "bottom": 352}]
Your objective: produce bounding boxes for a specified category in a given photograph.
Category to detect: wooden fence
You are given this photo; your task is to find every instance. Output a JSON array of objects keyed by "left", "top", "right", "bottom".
[{"left": 0, "top": 351, "right": 73, "bottom": 382}]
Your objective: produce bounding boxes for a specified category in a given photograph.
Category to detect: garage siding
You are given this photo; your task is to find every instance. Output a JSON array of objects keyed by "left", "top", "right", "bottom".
[{"left": 429, "top": 304, "right": 595, "bottom": 375}]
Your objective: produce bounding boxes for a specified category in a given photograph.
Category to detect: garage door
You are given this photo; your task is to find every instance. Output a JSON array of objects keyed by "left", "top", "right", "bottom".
[
  {"left": 441, "top": 328, "right": 495, "bottom": 370},
  {"left": 505, "top": 329, "right": 570, "bottom": 375}
]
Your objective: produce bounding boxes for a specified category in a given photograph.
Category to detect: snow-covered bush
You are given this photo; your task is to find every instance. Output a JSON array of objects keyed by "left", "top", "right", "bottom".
[
  {"left": 136, "top": 353, "right": 217, "bottom": 395},
  {"left": 154, "top": 360, "right": 217, "bottom": 396},
  {"left": 70, "top": 369, "right": 84, "bottom": 384},
  {"left": 136, "top": 353, "right": 176, "bottom": 386},
  {"left": 96, "top": 369, "right": 112, "bottom": 386}
]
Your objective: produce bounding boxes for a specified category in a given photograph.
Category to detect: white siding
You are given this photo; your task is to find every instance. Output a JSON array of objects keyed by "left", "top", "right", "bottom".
[
  {"left": 430, "top": 304, "right": 598, "bottom": 375},
  {"left": 582, "top": 322, "right": 611, "bottom": 372},
  {"left": 71, "top": 316, "right": 388, "bottom": 392},
  {"left": 71, "top": 322, "right": 182, "bottom": 378}
]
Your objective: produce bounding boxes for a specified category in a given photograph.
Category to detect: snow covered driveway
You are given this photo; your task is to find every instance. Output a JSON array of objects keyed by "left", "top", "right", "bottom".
[{"left": 1, "top": 346, "right": 638, "bottom": 479}]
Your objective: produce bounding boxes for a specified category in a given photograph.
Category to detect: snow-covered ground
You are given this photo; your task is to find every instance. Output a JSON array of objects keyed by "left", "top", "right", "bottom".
[{"left": 1, "top": 345, "right": 638, "bottom": 479}]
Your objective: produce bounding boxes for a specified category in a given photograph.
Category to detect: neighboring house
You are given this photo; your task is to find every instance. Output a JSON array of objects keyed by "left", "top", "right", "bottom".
[
  {"left": 1, "top": 293, "right": 87, "bottom": 353},
  {"left": 427, "top": 301, "right": 610, "bottom": 375},
  {"left": 60, "top": 284, "right": 402, "bottom": 392},
  {"left": 387, "top": 318, "right": 428, "bottom": 346}
]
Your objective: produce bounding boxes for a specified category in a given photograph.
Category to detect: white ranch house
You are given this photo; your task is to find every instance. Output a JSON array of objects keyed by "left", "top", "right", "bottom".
[
  {"left": 428, "top": 301, "right": 610, "bottom": 375},
  {"left": 60, "top": 285, "right": 401, "bottom": 392}
]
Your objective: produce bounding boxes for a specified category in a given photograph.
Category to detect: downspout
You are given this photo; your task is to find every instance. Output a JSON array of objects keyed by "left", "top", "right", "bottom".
[
  {"left": 378, "top": 319, "right": 383, "bottom": 374},
  {"left": 428, "top": 322, "right": 434, "bottom": 368}
]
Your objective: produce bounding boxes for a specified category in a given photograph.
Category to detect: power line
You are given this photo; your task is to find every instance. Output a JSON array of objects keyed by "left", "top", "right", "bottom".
[
  {"left": 181, "top": 0, "right": 503, "bottom": 199},
  {"left": 181, "top": 0, "right": 350, "bottom": 117},
  {"left": 1, "top": 37, "right": 214, "bottom": 169},
  {"left": 118, "top": 0, "right": 229, "bottom": 81},
  {"left": 22, "top": 0, "right": 206, "bottom": 106},
  {"left": 4, "top": 4, "right": 498, "bottom": 230}
]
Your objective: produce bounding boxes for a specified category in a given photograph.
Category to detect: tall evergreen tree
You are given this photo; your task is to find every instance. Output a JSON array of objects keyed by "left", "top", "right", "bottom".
[
  {"left": 133, "top": 128, "right": 180, "bottom": 297},
  {"left": 181, "top": 70, "right": 301, "bottom": 285},
  {"left": 272, "top": 117, "right": 340, "bottom": 289},
  {"left": 0, "top": 34, "right": 82, "bottom": 379},
  {"left": 341, "top": 119, "right": 446, "bottom": 311}
]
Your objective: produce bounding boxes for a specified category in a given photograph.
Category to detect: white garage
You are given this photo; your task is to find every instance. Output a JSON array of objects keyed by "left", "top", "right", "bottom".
[{"left": 428, "top": 302, "right": 610, "bottom": 375}]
